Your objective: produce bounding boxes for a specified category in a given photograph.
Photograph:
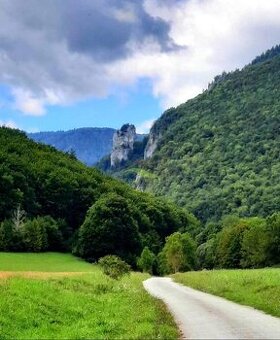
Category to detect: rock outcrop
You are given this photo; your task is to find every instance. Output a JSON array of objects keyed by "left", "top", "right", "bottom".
[
  {"left": 110, "top": 124, "right": 136, "bottom": 167},
  {"left": 144, "top": 132, "right": 160, "bottom": 159}
]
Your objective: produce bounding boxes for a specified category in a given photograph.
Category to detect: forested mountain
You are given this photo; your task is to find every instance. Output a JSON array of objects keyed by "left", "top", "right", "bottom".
[
  {"left": 28, "top": 128, "right": 116, "bottom": 165},
  {"left": 0, "top": 127, "right": 198, "bottom": 264},
  {"left": 114, "top": 45, "right": 280, "bottom": 224}
]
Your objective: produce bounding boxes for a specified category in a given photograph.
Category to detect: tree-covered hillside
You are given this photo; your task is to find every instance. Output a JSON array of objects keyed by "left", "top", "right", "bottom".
[
  {"left": 28, "top": 127, "right": 116, "bottom": 166},
  {"left": 0, "top": 127, "right": 198, "bottom": 264},
  {"left": 125, "top": 45, "right": 280, "bottom": 223}
]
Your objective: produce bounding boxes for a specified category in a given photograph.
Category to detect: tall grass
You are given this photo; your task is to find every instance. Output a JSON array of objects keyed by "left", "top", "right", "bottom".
[
  {"left": 0, "top": 253, "right": 178, "bottom": 339},
  {"left": 173, "top": 268, "right": 280, "bottom": 317}
]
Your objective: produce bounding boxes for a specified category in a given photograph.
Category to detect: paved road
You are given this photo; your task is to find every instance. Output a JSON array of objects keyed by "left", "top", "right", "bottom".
[{"left": 144, "top": 277, "right": 280, "bottom": 339}]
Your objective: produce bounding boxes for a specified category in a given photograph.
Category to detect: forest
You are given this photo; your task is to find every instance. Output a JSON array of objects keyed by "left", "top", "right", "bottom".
[{"left": 0, "top": 127, "right": 198, "bottom": 270}]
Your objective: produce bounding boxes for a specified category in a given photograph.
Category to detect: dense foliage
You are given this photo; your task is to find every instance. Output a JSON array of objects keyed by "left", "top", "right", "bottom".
[
  {"left": 75, "top": 190, "right": 199, "bottom": 265},
  {"left": 196, "top": 213, "right": 280, "bottom": 269},
  {"left": 0, "top": 127, "right": 108, "bottom": 230},
  {"left": 0, "top": 127, "right": 198, "bottom": 263},
  {"left": 116, "top": 46, "right": 280, "bottom": 224},
  {"left": 76, "top": 193, "right": 141, "bottom": 263},
  {"left": 0, "top": 215, "right": 65, "bottom": 252},
  {"left": 158, "top": 232, "right": 197, "bottom": 274}
]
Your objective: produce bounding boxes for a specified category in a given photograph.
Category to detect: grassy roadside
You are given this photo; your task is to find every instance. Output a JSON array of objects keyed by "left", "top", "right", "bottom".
[
  {"left": 0, "top": 253, "right": 179, "bottom": 339},
  {"left": 173, "top": 268, "right": 280, "bottom": 317}
]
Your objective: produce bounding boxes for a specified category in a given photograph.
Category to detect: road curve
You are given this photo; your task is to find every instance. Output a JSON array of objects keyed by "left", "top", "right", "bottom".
[{"left": 143, "top": 277, "right": 280, "bottom": 339}]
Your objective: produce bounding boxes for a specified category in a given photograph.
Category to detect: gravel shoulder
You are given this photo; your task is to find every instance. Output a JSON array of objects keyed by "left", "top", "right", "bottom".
[{"left": 144, "top": 277, "right": 280, "bottom": 339}]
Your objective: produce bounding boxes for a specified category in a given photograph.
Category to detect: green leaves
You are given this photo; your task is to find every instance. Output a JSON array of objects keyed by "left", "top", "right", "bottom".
[
  {"left": 76, "top": 193, "right": 141, "bottom": 264},
  {"left": 159, "top": 232, "right": 197, "bottom": 274},
  {"left": 137, "top": 247, "right": 156, "bottom": 274}
]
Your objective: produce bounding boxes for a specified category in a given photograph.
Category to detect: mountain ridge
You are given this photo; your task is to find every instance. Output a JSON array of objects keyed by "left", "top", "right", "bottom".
[{"left": 28, "top": 127, "right": 116, "bottom": 166}]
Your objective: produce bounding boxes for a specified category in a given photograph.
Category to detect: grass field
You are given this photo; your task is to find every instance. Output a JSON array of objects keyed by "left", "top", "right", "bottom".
[
  {"left": 173, "top": 268, "right": 280, "bottom": 317},
  {"left": 0, "top": 252, "right": 95, "bottom": 272},
  {"left": 0, "top": 253, "right": 178, "bottom": 339}
]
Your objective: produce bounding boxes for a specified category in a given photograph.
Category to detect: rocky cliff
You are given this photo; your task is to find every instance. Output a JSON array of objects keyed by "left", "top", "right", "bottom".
[
  {"left": 110, "top": 124, "right": 136, "bottom": 167},
  {"left": 144, "top": 131, "right": 160, "bottom": 159}
]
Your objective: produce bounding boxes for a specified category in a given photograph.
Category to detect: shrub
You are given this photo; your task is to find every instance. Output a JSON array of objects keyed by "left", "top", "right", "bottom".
[{"left": 98, "top": 255, "right": 131, "bottom": 280}]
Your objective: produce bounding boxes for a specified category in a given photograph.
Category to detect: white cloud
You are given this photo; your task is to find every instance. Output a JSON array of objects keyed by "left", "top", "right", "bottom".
[
  {"left": 110, "top": 0, "right": 280, "bottom": 108},
  {"left": 1, "top": 0, "right": 280, "bottom": 115},
  {"left": 136, "top": 118, "right": 155, "bottom": 134},
  {"left": 13, "top": 89, "right": 45, "bottom": 116},
  {"left": 12, "top": 88, "right": 63, "bottom": 116}
]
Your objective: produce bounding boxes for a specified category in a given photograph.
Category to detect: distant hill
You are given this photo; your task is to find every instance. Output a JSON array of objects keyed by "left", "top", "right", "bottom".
[
  {"left": 112, "top": 45, "right": 280, "bottom": 224},
  {"left": 28, "top": 128, "right": 116, "bottom": 166}
]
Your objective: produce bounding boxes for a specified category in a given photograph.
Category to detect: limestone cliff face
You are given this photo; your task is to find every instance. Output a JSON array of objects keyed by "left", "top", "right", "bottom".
[
  {"left": 144, "top": 132, "right": 160, "bottom": 160},
  {"left": 135, "top": 173, "right": 145, "bottom": 191},
  {"left": 110, "top": 124, "right": 136, "bottom": 167}
]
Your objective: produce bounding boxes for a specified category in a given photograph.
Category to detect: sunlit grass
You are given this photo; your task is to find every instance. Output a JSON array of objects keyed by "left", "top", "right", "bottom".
[
  {"left": 0, "top": 253, "right": 178, "bottom": 339},
  {"left": 173, "top": 268, "right": 280, "bottom": 317},
  {"left": 0, "top": 252, "right": 95, "bottom": 272}
]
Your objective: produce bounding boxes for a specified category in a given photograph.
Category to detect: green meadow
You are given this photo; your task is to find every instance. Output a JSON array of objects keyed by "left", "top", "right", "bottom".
[
  {"left": 0, "top": 253, "right": 178, "bottom": 339},
  {"left": 173, "top": 268, "right": 280, "bottom": 317},
  {"left": 0, "top": 252, "right": 95, "bottom": 272}
]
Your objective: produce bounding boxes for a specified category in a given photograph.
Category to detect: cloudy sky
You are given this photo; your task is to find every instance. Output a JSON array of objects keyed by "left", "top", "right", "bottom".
[{"left": 0, "top": 0, "right": 280, "bottom": 133}]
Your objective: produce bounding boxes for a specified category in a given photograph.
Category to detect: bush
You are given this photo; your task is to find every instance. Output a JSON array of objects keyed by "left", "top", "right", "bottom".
[{"left": 98, "top": 255, "right": 131, "bottom": 280}]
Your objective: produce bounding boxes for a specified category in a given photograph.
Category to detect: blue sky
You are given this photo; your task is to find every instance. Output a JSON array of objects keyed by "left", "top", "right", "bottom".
[
  {"left": 0, "top": 0, "right": 280, "bottom": 133},
  {"left": 0, "top": 79, "right": 161, "bottom": 133}
]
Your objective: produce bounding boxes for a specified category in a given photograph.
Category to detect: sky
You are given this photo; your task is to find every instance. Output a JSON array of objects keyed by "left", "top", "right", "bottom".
[{"left": 0, "top": 0, "right": 280, "bottom": 133}]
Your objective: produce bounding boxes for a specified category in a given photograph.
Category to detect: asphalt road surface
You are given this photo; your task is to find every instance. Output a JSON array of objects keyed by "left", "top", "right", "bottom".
[{"left": 143, "top": 277, "right": 280, "bottom": 339}]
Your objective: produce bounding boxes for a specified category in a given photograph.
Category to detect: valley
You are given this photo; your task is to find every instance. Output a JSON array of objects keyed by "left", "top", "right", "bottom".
[{"left": 0, "top": 41, "right": 280, "bottom": 339}]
